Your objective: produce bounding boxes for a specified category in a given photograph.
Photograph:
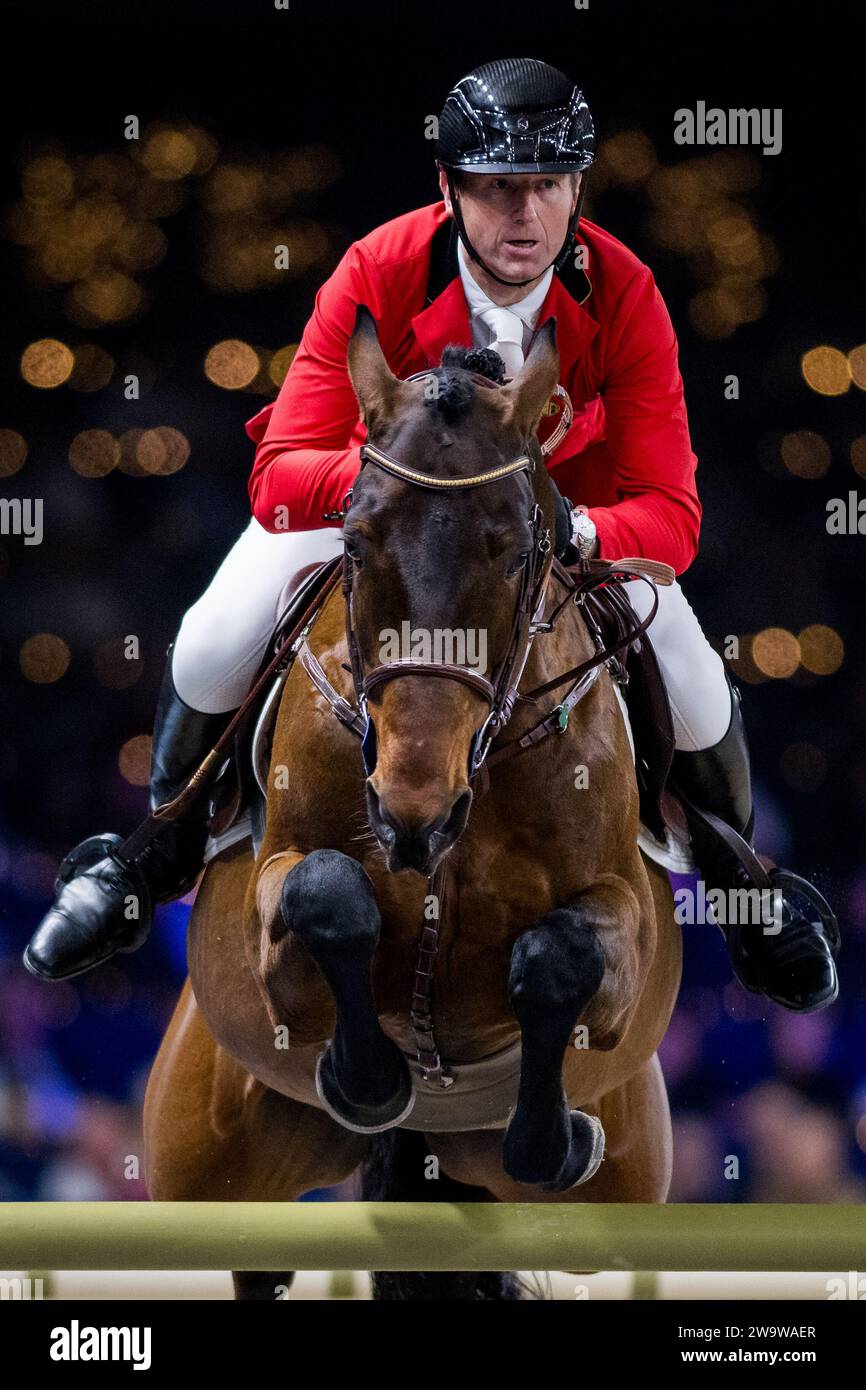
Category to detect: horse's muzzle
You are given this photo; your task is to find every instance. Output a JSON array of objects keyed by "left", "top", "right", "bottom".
[{"left": 366, "top": 785, "right": 473, "bottom": 875}]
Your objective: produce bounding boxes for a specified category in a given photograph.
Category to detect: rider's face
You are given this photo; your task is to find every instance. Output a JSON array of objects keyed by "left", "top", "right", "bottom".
[{"left": 439, "top": 169, "right": 580, "bottom": 293}]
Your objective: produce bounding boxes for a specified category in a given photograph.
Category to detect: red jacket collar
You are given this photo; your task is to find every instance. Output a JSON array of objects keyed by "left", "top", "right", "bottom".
[{"left": 410, "top": 277, "right": 473, "bottom": 365}]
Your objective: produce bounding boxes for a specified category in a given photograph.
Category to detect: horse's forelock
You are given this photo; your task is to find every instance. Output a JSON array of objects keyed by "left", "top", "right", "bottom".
[
  {"left": 439, "top": 345, "right": 507, "bottom": 385},
  {"left": 420, "top": 346, "right": 507, "bottom": 425}
]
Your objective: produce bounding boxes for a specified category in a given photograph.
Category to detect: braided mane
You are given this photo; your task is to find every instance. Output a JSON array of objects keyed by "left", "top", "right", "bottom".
[{"left": 425, "top": 345, "right": 506, "bottom": 423}]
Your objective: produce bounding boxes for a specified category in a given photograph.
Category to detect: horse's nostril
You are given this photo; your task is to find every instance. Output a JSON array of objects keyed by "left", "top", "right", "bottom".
[
  {"left": 366, "top": 786, "right": 396, "bottom": 847},
  {"left": 367, "top": 785, "right": 473, "bottom": 873},
  {"left": 443, "top": 789, "right": 473, "bottom": 841}
]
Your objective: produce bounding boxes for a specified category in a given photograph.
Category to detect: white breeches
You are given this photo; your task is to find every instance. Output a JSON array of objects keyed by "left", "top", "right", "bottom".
[
  {"left": 172, "top": 520, "right": 345, "bottom": 715},
  {"left": 172, "top": 520, "right": 732, "bottom": 751},
  {"left": 624, "top": 573, "right": 731, "bottom": 751}
]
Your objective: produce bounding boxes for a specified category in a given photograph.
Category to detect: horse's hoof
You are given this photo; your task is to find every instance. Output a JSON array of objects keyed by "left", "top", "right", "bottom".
[
  {"left": 314, "top": 1047, "right": 416, "bottom": 1134},
  {"left": 538, "top": 1111, "right": 606, "bottom": 1192}
]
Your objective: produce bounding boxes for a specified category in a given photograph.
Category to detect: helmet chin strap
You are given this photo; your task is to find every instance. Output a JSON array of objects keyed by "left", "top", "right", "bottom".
[{"left": 446, "top": 169, "right": 589, "bottom": 290}]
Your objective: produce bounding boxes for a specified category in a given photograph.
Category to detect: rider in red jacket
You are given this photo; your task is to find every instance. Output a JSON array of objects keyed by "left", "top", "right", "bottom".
[
  {"left": 245, "top": 202, "right": 702, "bottom": 578},
  {"left": 26, "top": 57, "right": 838, "bottom": 1014}
]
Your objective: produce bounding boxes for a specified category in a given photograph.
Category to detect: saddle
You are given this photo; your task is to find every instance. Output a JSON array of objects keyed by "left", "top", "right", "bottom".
[{"left": 204, "top": 555, "right": 676, "bottom": 853}]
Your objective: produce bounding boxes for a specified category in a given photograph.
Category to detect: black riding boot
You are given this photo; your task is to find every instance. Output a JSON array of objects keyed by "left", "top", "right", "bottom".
[
  {"left": 24, "top": 653, "right": 230, "bottom": 981},
  {"left": 671, "top": 682, "right": 839, "bottom": 1013}
]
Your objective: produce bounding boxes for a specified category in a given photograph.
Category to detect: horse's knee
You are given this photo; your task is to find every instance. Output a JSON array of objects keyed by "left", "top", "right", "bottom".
[
  {"left": 280, "top": 849, "right": 380, "bottom": 956},
  {"left": 509, "top": 908, "right": 605, "bottom": 1023}
]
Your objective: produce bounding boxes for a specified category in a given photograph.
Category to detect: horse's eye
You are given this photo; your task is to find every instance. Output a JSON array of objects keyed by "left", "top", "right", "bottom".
[
  {"left": 345, "top": 539, "right": 364, "bottom": 567},
  {"left": 506, "top": 551, "right": 530, "bottom": 577}
]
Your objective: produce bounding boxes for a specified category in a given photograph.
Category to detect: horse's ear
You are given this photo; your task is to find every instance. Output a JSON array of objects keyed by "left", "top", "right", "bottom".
[
  {"left": 347, "top": 305, "right": 408, "bottom": 433},
  {"left": 499, "top": 317, "right": 560, "bottom": 438}
]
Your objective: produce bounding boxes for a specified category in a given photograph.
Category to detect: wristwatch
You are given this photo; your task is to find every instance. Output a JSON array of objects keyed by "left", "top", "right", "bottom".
[{"left": 569, "top": 504, "right": 598, "bottom": 560}]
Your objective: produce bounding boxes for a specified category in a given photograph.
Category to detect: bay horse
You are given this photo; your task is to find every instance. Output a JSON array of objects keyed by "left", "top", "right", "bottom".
[{"left": 143, "top": 312, "right": 682, "bottom": 1300}]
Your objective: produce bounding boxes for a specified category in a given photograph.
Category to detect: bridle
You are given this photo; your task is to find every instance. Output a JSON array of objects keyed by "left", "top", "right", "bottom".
[
  {"left": 344, "top": 441, "right": 552, "bottom": 782},
  {"left": 341, "top": 371, "right": 576, "bottom": 782}
]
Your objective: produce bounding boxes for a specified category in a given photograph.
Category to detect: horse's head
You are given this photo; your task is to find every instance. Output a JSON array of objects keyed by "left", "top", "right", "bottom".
[{"left": 344, "top": 306, "right": 560, "bottom": 875}]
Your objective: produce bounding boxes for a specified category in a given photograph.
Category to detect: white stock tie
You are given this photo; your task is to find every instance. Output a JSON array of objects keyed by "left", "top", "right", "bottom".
[{"left": 477, "top": 305, "right": 525, "bottom": 378}]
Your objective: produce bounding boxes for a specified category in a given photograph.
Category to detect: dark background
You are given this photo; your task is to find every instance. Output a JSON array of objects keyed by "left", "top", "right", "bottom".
[{"left": 0, "top": 0, "right": 864, "bottom": 1206}]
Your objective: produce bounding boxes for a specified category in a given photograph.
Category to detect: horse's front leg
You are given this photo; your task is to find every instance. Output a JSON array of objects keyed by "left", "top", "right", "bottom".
[
  {"left": 256, "top": 847, "right": 414, "bottom": 1132},
  {"left": 503, "top": 874, "right": 642, "bottom": 1192}
]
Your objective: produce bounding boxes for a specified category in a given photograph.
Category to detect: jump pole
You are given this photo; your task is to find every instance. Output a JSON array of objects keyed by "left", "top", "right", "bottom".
[{"left": 1, "top": 1203, "right": 865, "bottom": 1272}]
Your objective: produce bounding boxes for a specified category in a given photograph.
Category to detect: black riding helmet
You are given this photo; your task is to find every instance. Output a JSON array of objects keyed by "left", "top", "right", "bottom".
[{"left": 436, "top": 57, "right": 596, "bottom": 288}]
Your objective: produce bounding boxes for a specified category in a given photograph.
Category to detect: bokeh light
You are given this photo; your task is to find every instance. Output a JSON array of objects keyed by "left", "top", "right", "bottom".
[
  {"left": 204, "top": 339, "right": 260, "bottom": 389},
  {"left": 140, "top": 128, "right": 199, "bottom": 181},
  {"left": 136, "top": 426, "right": 190, "bottom": 475},
  {"left": 22, "top": 154, "right": 75, "bottom": 205},
  {"left": 19, "top": 634, "right": 71, "bottom": 684},
  {"left": 780, "top": 431, "right": 831, "bottom": 479},
  {"left": 112, "top": 222, "right": 167, "bottom": 272},
  {"left": 850, "top": 437, "right": 866, "bottom": 478},
  {"left": 599, "top": 130, "right": 657, "bottom": 183},
  {"left": 847, "top": 345, "right": 866, "bottom": 391},
  {"left": 78, "top": 152, "right": 137, "bottom": 198},
  {"left": 797, "top": 625, "right": 844, "bottom": 676},
  {"left": 8, "top": 132, "right": 339, "bottom": 345},
  {"left": 688, "top": 286, "right": 741, "bottom": 339},
  {"left": 69, "top": 430, "right": 120, "bottom": 478},
  {"left": 67, "top": 344, "right": 115, "bottom": 392},
  {"left": 801, "top": 346, "right": 851, "bottom": 396},
  {"left": 280, "top": 145, "right": 340, "bottom": 192},
  {"left": 0, "top": 429, "right": 28, "bottom": 477},
  {"left": 116, "top": 428, "right": 148, "bottom": 477},
  {"left": 727, "top": 636, "right": 768, "bottom": 685},
  {"left": 706, "top": 214, "right": 760, "bottom": 266},
  {"left": 202, "top": 164, "right": 266, "bottom": 214},
  {"left": 242, "top": 349, "right": 278, "bottom": 395},
  {"left": 66, "top": 269, "right": 143, "bottom": 326},
  {"left": 268, "top": 344, "right": 298, "bottom": 388},
  {"left": 118, "top": 734, "right": 152, "bottom": 786},
  {"left": 641, "top": 152, "right": 773, "bottom": 338},
  {"left": 751, "top": 627, "right": 801, "bottom": 679},
  {"left": 20, "top": 338, "right": 74, "bottom": 387}
]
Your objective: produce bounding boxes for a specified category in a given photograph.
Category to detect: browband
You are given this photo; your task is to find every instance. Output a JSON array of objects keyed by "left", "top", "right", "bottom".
[{"left": 360, "top": 443, "right": 533, "bottom": 491}]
